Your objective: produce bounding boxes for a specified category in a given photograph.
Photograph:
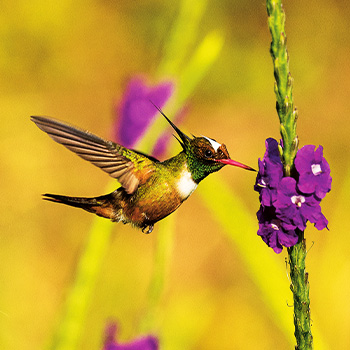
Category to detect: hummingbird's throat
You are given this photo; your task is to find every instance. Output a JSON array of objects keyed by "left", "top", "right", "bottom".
[{"left": 176, "top": 166, "right": 198, "bottom": 200}]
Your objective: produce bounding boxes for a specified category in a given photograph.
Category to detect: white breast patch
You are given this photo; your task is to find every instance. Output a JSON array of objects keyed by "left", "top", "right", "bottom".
[{"left": 176, "top": 167, "right": 198, "bottom": 200}]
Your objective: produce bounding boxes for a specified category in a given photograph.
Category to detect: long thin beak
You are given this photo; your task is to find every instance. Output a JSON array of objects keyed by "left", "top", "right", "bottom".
[{"left": 216, "top": 158, "right": 256, "bottom": 171}]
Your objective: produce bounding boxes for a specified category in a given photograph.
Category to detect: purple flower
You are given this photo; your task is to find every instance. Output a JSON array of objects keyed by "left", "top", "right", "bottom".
[
  {"left": 274, "top": 177, "right": 328, "bottom": 231},
  {"left": 295, "top": 145, "right": 332, "bottom": 199},
  {"left": 254, "top": 138, "right": 283, "bottom": 206},
  {"left": 255, "top": 138, "right": 331, "bottom": 253},
  {"left": 257, "top": 206, "right": 299, "bottom": 254},
  {"left": 114, "top": 77, "right": 174, "bottom": 148},
  {"left": 103, "top": 323, "right": 158, "bottom": 350}
]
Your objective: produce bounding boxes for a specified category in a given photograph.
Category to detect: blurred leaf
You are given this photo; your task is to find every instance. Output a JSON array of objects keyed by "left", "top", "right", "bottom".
[
  {"left": 139, "top": 29, "right": 224, "bottom": 153},
  {"left": 139, "top": 214, "right": 176, "bottom": 333},
  {"left": 47, "top": 214, "right": 114, "bottom": 350},
  {"left": 176, "top": 30, "right": 224, "bottom": 107},
  {"left": 161, "top": 291, "right": 215, "bottom": 350},
  {"left": 158, "top": 0, "right": 208, "bottom": 77}
]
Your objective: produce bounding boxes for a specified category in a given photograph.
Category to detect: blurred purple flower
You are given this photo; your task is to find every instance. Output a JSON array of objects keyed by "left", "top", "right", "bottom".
[
  {"left": 254, "top": 138, "right": 283, "bottom": 206},
  {"left": 295, "top": 145, "right": 332, "bottom": 199},
  {"left": 257, "top": 206, "right": 298, "bottom": 254},
  {"left": 114, "top": 77, "right": 174, "bottom": 148},
  {"left": 274, "top": 177, "right": 328, "bottom": 231},
  {"left": 103, "top": 323, "right": 158, "bottom": 350},
  {"left": 151, "top": 131, "right": 172, "bottom": 159}
]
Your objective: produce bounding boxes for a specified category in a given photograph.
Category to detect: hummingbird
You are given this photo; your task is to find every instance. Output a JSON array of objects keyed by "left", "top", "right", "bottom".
[{"left": 31, "top": 109, "right": 255, "bottom": 233}]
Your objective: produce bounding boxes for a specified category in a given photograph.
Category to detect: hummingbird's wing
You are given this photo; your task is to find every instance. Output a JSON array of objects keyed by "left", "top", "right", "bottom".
[
  {"left": 31, "top": 116, "right": 156, "bottom": 194},
  {"left": 131, "top": 150, "right": 160, "bottom": 163}
]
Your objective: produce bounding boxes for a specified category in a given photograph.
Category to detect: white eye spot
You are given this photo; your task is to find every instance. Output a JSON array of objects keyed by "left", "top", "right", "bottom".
[
  {"left": 311, "top": 164, "right": 322, "bottom": 175},
  {"left": 202, "top": 136, "right": 221, "bottom": 152},
  {"left": 291, "top": 195, "right": 305, "bottom": 207}
]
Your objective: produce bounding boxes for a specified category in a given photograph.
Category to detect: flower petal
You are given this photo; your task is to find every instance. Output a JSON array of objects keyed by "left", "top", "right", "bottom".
[{"left": 295, "top": 144, "right": 332, "bottom": 199}]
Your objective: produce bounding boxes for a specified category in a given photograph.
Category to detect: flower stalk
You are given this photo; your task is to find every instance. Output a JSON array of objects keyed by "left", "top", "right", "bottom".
[
  {"left": 266, "top": 0, "right": 298, "bottom": 177},
  {"left": 266, "top": 0, "right": 313, "bottom": 348},
  {"left": 287, "top": 237, "right": 312, "bottom": 349}
]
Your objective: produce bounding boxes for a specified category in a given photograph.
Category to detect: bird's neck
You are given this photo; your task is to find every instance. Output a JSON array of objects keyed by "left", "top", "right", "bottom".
[{"left": 163, "top": 151, "right": 212, "bottom": 184}]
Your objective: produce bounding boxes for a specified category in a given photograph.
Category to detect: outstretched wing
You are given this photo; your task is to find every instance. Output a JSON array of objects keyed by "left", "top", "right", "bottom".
[{"left": 31, "top": 116, "right": 156, "bottom": 194}]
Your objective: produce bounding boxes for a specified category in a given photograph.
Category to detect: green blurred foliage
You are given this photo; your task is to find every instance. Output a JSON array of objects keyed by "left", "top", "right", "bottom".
[{"left": 0, "top": 0, "right": 349, "bottom": 349}]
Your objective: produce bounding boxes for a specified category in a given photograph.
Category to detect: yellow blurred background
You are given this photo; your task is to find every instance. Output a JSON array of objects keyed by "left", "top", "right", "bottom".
[{"left": 1, "top": 0, "right": 349, "bottom": 349}]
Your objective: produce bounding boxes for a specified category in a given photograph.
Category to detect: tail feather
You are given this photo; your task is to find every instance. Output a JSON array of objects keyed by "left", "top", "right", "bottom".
[{"left": 43, "top": 193, "right": 121, "bottom": 220}]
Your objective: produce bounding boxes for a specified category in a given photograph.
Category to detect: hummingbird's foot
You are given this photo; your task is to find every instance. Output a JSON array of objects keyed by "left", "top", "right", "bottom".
[{"left": 142, "top": 224, "right": 154, "bottom": 234}]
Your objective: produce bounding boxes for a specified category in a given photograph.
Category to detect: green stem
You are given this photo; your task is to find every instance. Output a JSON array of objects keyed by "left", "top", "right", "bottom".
[
  {"left": 266, "top": 0, "right": 298, "bottom": 177},
  {"left": 266, "top": 1, "right": 313, "bottom": 349},
  {"left": 287, "top": 234, "right": 313, "bottom": 349}
]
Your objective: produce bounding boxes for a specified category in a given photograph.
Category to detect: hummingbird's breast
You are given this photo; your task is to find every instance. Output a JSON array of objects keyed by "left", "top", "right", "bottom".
[
  {"left": 175, "top": 165, "right": 198, "bottom": 200},
  {"left": 122, "top": 162, "right": 197, "bottom": 228}
]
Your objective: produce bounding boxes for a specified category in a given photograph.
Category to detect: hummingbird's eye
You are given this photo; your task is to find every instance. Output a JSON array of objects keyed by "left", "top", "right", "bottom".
[{"left": 204, "top": 149, "right": 213, "bottom": 158}]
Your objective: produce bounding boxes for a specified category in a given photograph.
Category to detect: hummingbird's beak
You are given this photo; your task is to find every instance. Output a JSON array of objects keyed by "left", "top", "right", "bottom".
[{"left": 215, "top": 158, "right": 256, "bottom": 171}]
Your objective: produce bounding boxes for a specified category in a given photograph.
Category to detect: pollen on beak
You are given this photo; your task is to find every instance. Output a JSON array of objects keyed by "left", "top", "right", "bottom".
[{"left": 215, "top": 158, "right": 257, "bottom": 171}]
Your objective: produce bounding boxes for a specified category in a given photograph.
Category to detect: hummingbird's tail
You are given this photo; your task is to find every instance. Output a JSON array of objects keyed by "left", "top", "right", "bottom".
[{"left": 43, "top": 191, "right": 123, "bottom": 221}]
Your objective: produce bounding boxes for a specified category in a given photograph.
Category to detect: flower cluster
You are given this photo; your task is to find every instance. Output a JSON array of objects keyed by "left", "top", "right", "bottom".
[{"left": 254, "top": 138, "right": 332, "bottom": 253}]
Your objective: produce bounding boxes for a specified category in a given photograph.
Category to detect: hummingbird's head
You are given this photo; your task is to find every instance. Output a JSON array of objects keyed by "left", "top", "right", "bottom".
[
  {"left": 152, "top": 103, "right": 255, "bottom": 183},
  {"left": 185, "top": 135, "right": 255, "bottom": 182}
]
